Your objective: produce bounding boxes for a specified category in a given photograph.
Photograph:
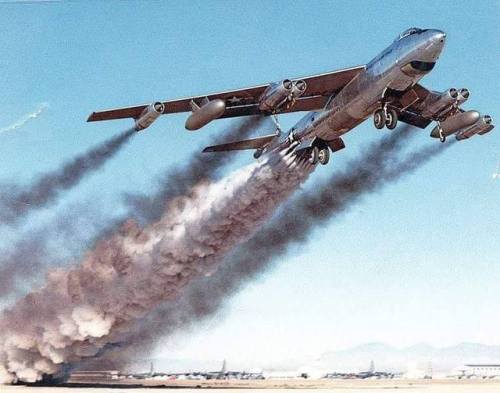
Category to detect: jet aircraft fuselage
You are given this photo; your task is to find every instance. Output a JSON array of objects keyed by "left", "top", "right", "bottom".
[{"left": 279, "top": 29, "right": 446, "bottom": 152}]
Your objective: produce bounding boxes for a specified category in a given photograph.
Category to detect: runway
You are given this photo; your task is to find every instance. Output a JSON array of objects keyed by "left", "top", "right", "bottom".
[{"left": 3, "top": 379, "right": 500, "bottom": 392}]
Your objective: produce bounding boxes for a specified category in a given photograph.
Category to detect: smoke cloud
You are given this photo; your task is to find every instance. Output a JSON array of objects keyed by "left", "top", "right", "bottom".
[
  {"left": 0, "top": 103, "right": 48, "bottom": 135},
  {"left": 0, "top": 118, "right": 266, "bottom": 301},
  {"left": 0, "top": 143, "right": 313, "bottom": 384},
  {"left": 0, "top": 203, "right": 119, "bottom": 301},
  {"left": 125, "top": 116, "right": 267, "bottom": 224},
  {"left": 0, "top": 128, "right": 135, "bottom": 226},
  {"left": 100, "top": 127, "right": 454, "bottom": 366}
]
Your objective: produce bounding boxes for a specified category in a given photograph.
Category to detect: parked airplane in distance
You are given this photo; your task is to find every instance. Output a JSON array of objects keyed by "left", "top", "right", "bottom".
[{"left": 88, "top": 27, "right": 494, "bottom": 166}]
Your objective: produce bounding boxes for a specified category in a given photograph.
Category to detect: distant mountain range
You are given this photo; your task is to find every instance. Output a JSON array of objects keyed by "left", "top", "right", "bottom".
[{"left": 314, "top": 342, "right": 500, "bottom": 373}]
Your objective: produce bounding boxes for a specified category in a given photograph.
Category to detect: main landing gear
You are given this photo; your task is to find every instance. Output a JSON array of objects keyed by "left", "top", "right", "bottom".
[
  {"left": 374, "top": 106, "right": 398, "bottom": 130},
  {"left": 305, "top": 145, "right": 330, "bottom": 165},
  {"left": 438, "top": 127, "right": 446, "bottom": 143}
]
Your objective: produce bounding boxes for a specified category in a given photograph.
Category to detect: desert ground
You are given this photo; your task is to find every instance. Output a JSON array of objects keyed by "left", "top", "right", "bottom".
[{"left": 2, "top": 379, "right": 500, "bottom": 393}]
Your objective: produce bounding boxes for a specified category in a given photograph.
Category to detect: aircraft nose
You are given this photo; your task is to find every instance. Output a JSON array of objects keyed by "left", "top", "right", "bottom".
[
  {"left": 433, "top": 30, "right": 446, "bottom": 43},
  {"left": 427, "top": 29, "right": 446, "bottom": 45},
  {"left": 420, "top": 29, "right": 446, "bottom": 61}
]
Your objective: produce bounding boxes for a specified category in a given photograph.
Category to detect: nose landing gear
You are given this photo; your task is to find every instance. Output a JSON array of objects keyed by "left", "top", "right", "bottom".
[{"left": 374, "top": 106, "right": 398, "bottom": 130}]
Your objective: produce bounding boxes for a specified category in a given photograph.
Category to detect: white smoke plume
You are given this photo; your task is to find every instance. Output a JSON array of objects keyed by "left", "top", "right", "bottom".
[
  {"left": 0, "top": 145, "right": 313, "bottom": 384},
  {"left": 492, "top": 162, "right": 499, "bottom": 180},
  {"left": 0, "top": 103, "right": 48, "bottom": 135}
]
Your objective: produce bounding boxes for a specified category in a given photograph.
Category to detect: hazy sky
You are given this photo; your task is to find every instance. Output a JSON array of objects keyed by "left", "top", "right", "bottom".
[{"left": 0, "top": 0, "right": 498, "bottom": 368}]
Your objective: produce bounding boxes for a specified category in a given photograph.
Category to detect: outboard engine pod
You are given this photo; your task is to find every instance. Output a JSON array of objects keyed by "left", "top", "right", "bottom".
[
  {"left": 430, "top": 110, "right": 480, "bottom": 139},
  {"left": 456, "top": 115, "right": 495, "bottom": 140},
  {"left": 135, "top": 102, "right": 165, "bottom": 131}
]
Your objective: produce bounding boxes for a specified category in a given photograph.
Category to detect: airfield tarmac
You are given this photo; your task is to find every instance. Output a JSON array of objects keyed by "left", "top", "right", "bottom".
[{"left": 3, "top": 379, "right": 500, "bottom": 393}]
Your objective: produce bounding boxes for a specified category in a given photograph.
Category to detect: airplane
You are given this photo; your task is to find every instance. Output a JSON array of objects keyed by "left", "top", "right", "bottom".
[{"left": 87, "top": 27, "right": 494, "bottom": 166}]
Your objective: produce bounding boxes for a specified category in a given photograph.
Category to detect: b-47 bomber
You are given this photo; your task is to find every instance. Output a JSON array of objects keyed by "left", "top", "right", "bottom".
[{"left": 88, "top": 27, "right": 494, "bottom": 166}]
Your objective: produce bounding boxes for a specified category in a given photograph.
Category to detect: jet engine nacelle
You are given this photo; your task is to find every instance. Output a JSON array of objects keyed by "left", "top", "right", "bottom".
[
  {"left": 455, "top": 115, "right": 494, "bottom": 141},
  {"left": 185, "top": 99, "right": 226, "bottom": 131},
  {"left": 258, "top": 79, "right": 294, "bottom": 112},
  {"left": 421, "top": 88, "right": 458, "bottom": 118},
  {"left": 291, "top": 80, "right": 307, "bottom": 99},
  {"left": 430, "top": 110, "right": 480, "bottom": 139},
  {"left": 456, "top": 88, "right": 470, "bottom": 106},
  {"left": 135, "top": 102, "right": 165, "bottom": 131}
]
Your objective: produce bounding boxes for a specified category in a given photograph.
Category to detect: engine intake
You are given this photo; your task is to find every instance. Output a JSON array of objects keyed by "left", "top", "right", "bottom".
[
  {"left": 258, "top": 79, "right": 294, "bottom": 112},
  {"left": 291, "top": 80, "right": 307, "bottom": 99},
  {"left": 456, "top": 88, "right": 470, "bottom": 106},
  {"left": 135, "top": 102, "right": 165, "bottom": 131}
]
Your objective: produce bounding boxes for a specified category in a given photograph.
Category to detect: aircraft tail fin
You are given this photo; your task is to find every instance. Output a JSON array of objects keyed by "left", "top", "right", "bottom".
[{"left": 203, "top": 134, "right": 277, "bottom": 153}]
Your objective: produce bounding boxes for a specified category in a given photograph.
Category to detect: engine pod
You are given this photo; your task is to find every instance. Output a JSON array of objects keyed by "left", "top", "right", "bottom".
[
  {"left": 430, "top": 110, "right": 480, "bottom": 138},
  {"left": 456, "top": 115, "right": 495, "bottom": 140},
  {"left": 421, "top": 88, "right": 458, "bottom": 118},
  {"left": 135, "top": 102, "right": 165, "bottom": 131},
  {"left": 185, "top": 99, "right": 226, "bottom": 131}
]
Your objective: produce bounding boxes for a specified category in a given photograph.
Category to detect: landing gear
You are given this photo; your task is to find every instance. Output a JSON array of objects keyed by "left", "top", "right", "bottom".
[
  {"left": 374, "top": 109, "right": 386, "bottom": 129},
  {"left": 307, "top": 146, "right": 319, "bottom": 165},
  {"left": 374, "top": 107, "right": 398, "bottom": 130},
  {"left": 438, "top": 128, "right": 446, "bottom": 143},
  {"left": 318, "top": 147, "right": 330, "bottom": 165},
  {"left": 385, "top": 108, "right": 398, "bottom": 129}
]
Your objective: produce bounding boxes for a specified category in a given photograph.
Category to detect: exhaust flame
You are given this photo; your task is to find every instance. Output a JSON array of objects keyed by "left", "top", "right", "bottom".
[{"left": 0, "top": 145, "right": 313, "bottom": 384}]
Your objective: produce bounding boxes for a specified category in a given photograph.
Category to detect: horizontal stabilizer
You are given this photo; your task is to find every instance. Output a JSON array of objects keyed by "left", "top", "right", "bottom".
[{"left": 203, "top": 134, "right": 276, "bottom": 153}]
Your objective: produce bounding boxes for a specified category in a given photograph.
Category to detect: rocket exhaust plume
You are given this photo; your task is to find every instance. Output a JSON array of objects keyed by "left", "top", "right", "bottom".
[
  {"left": 125, "top": 116, "right": 267, "bottom": 224},
  {"left": 0, "top": 128, "right": 135, "bottom": 226},
  {"left": 0, "top": 117, "right": 266, "bottom": 301},
  {"left": 99, "top": 127, "right": 455, "bottom": 364},
  {"left": 0, "top": 142, "right": 313, "bottom": 384},
  {"left": 0, "top": 203, "right": 119, "bottom": 301}
]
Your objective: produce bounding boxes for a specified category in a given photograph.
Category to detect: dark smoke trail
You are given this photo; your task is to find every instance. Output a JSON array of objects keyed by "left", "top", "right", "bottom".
[
  {"left": 124, "top": 116, "right": 267, "bottom": 224},
  {"left": 101, "top": 127, "right": 454, "bottom": 366},
  {"left": 0, "top": 118, "right": 266, "bottom": 302},
  {"left": 0, "top": 203, "right": 118, "bottom": 301},
  {"left": 0, "top": 128, "right": 135, "bottom": 226},
  {"left": 0, "top": 139, "right": 312, "bottom": 383}
]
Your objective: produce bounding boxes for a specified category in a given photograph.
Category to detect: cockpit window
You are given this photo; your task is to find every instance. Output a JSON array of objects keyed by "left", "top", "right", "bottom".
[{"left": 397, "top": 27, "right": 423, "bottom": 40}]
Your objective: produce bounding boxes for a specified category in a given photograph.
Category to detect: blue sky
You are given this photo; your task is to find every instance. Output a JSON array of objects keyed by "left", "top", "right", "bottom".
[{"left": 0, "top": 0, "right": 498, "bottom": 367}]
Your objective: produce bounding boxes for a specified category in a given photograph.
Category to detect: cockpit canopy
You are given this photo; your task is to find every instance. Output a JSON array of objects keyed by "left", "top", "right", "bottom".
[{"left": 397, "top": 27, "right": 424, "bottom": 40}]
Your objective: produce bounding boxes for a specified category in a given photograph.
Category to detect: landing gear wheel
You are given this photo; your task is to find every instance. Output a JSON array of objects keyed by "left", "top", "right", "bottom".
[
  {"left": 385, "top": 108, "right": 398, "bottom": 129},
  {"left": 439, "top": 128, "right": 446, "bottom": 143},
  {"left": 308, "top": 146, "right": 319, "bottom": 165},
  {"left": 374, "top": 109, "right": 386, "bottom": 129},
  {"left": 318, "top": 148, "right": 330, "bottom": 165}
]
